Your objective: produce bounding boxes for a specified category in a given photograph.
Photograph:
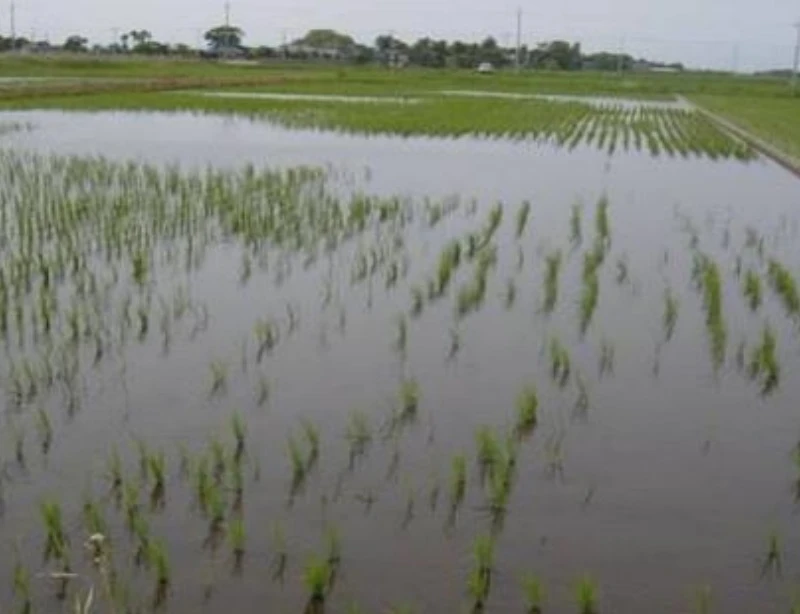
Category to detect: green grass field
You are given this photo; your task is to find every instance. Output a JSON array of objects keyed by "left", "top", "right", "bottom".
[{"left": 1, "top": 55, "right": 799, "bottom": 161}]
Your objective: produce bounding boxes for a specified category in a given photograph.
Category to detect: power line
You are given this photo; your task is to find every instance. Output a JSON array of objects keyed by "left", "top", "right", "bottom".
[{"left": 792, "top": 21, "right": 800, "bottom": 91}]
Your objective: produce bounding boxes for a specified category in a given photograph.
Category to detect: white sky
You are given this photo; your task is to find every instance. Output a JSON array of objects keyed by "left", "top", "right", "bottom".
[{"left": 10, "top": 0, "right": 800, "bottom": 71}]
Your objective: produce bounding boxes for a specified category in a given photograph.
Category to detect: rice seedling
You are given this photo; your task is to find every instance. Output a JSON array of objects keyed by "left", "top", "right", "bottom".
[
  {"left": 522, "top": 574, "right": 545, "bottom": 614},
  {"left": 229, "top": 515, "right": 246, "bottom": 569},
  {"left": 475, "top": 426, "right": 502, "bottom": 471},
  {"left": 325, "top": 526, "right": 342, "bottom": 573},
  {"left": 768, "top": 260, "right": 800, "bottom": 317},
  {"left": 13, "top": 559, "right": 32, "bottom": 614},
  {"left": 467, "top": 566, "right": 491, "bottom": 612},
  {"left": 398, "top": 378, "right": 420, "bottom": 425},
  {"left": 700, "top": 257, "right": 726, "bottom": 370},
  {"left": 83, "top": 498, "right": 106, "bottom": 537},
  {"left": 149, "top": 539, "right": 170, "bottom": 605},
  {"left": 579, "top": 257, "right": 600, "bottom": 336},
  {"left": 449, "top": 453, "right": 467, "bottom": 511},
  {"left": 208, "top": 359, "right": 229, "bottom": 396},
  {"left": 304, "top": 556, "right": 332, "bottom": 605},
  {"left": 288, "top": 434, "right": 307, "bottom": 487},
  {"left": 663, "top": 289, "right": 679, "bottom": 342},
  {"left": 516, "top": 201, "right": 531, "bottom": 239},
  {"left": 231, "top": 411, "right": 247, "bottom": 461},
  {"left": 542, "top": 251, "right": 562, "bottom": 313},
  {"left": 148, "top": 449, "right": 167, "bottom": 509},
  {"left": 472, "top": 534, "right": 495, "bottom": 587},
  {"left": 40, "top": 500, "right": 68, "bottom": 561},
  {"left": 550, "top": 338, "right": 572, "bottom": 388},
  {"left": 761, "top": 529, "right": 782, "bottom": 577},
  {"left": 749, "top": 324, "right": 780, "bottom": 395},
  {"left": 515, "top": 385, "right": 539, "bottom": 436},
  {"left": 743, "top": 270, "right": 762, "bottom": 311},
  {"left": 301, "top": 419, "right": 321, "bottom": 469},
  {"left": 270, "top": 522, "right": 288, "bottom": 582},
  {"left": 570, "top": 204, "right": 583, "bottom": 245},
  {"left": 694, "top": 585, "right": 712, "bottom": 614},
  {"left": 595, "top": 195, "right": 610, "bottom": 246},
  {"left": 575, "top": 575, "right": 599, "bottom": 614}
]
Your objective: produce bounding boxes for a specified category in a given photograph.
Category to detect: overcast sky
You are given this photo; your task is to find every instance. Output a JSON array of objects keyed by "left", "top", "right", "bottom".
[{"left": 11, "top": 0, "right": 800, "bottom": 71}]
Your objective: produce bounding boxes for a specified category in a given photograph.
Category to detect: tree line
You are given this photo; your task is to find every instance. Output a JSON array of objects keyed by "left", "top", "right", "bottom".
[{"left": 0, "top": 27, "right": 684, "bottom": 72}]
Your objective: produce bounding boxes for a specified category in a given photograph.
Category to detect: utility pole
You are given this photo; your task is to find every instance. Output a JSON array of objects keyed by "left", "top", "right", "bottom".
[
  {"left": 224, "top": 1, "right": 230, "bottom": 26},
  {"left": 10, "top": 1, "right": 16, "bottom": 48},
  {"left": 515, "top": 7, "right": 522, "bottom": 71},
  {"left": 792, "top": 21, "right": 800, "bottom": 92}
]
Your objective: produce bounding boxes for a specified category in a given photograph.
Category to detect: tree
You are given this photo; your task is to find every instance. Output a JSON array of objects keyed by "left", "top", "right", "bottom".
[
  {"left": 204, "top": 25, "right": 244, "bottom": 50},
  {"left": 63, "top": 35, "right": 88, "bottom": 53},
  {"left": 294, "top": 29, "right": 354, "bottom": 51}
]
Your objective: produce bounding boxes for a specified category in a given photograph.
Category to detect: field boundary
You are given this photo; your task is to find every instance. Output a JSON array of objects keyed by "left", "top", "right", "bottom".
[{"left": 683, "top": 95, "right": 800, "bottom": 179}]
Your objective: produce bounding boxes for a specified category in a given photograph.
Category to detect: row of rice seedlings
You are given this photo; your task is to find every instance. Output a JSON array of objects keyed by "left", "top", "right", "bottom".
[
  {"left": 542, "top": 251, "right": 563, "bottom": 314},
  {"left": 699, "top": 257, "right": 727, "bottom": 370},
  {"left": 749, "top": 324, "right": 780, "bottom": 395},
  {"left": 767, "top": 260, "right": 799, "bottom": 318}
]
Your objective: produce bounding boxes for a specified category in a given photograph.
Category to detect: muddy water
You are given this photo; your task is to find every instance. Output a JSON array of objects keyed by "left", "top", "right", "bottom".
[{"left": 1, "top": 110, "right": 800, "bottom": 613}]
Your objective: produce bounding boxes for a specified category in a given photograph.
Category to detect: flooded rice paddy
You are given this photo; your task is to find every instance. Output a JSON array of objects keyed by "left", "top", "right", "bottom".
[{"left": 0, "top": 107, "right": 799, "bottom": 614}]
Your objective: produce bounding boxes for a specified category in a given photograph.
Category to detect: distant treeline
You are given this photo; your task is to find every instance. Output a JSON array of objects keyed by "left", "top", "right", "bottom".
[{"left": 0, "top": 29, "right": 685, "bottom": 72}]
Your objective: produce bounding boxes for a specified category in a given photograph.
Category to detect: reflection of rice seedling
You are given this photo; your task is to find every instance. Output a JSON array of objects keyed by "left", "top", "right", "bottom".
[
  {"left": 576, "top": 576, "right": 599, "bottom": 614},
  {"left": 394, "top": 315, "right": 408, "bottom": 355},
  {"left": 522, "top": 575, "right": 544, "bottom": 614},
  {"left": 749, "top": 324, "right": 780, "bottom": 395},
  {"left": 107, "top": 447, "right": 123, "bottom": 492},
  {"left": 768, "top": 260, "right": 800, "bottom": 316},
  {"left": 573, "top": 375, "right": 589, "bottom": 421},
  {"left": 615, "top": 257, "right": 629, "bottom": 284},
  {"left": 11, "top": 425, "right": 25, "bottom": 467},
  {"left": 515, "top": 385, "right": 539, "bottom": 436},
  {"left": 401, "top": 484, "right": 416, "bottom": 529},
  {"left": 35, "top": 407, "right": 53, "bottom": 455},
  {"left": 345, "top": 410, "right": 371, "bottom": 463},
  {"left": 271, "top": 523, "right": 288, "bottom": 582},
  {"left": 542, "top": 251, "right": 562, "bottom": 313},
  {"left": 579, "top": 257, "right": 600, "bottom": 335},
  {"left": 255, "top": 373, "right": 270, "bottom": 407},
  {"left": 410, "top": 286, "right": 424, "bottom": 318},
  {"left": 743, "top": 270, "right": 762, "bottom": 311},
  {"left": 505, "top": 279, "right": 517, "bottom": 310},
  {"left": 598, "top": 339, "right": 615, "bottom": 377}
]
